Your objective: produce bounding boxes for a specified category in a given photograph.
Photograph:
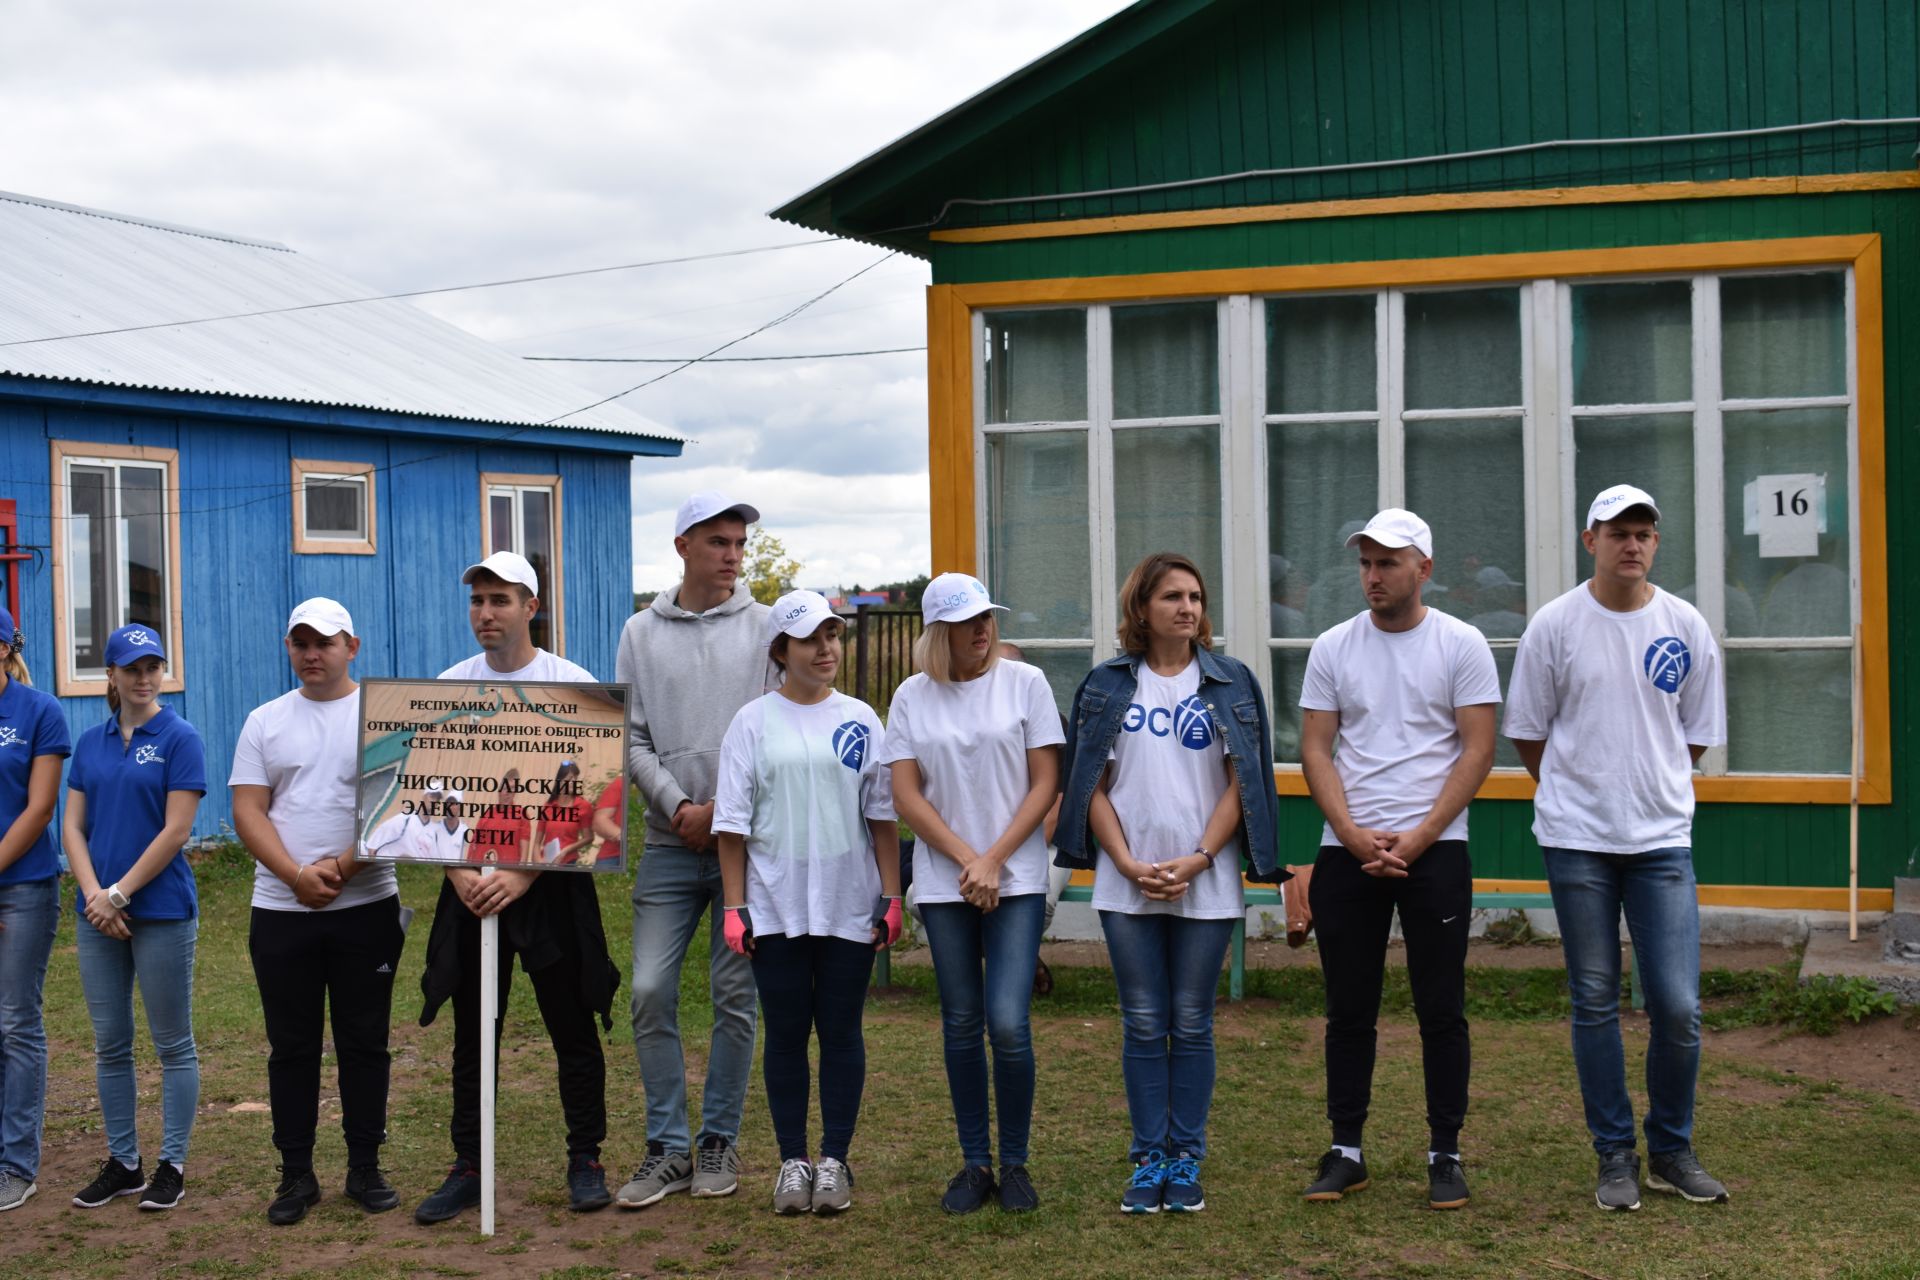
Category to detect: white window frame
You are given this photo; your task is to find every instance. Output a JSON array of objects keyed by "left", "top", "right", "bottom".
[
  {"left": 479, "top": 471, "right": 565, "bottom": 657},
  {"left": 291, "top": 458, "right": 376, "bottom": 555}
]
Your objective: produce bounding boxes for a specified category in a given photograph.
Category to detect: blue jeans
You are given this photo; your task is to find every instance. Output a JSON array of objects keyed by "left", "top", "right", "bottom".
[
  {"left": 1544, "top": 846, "right": 1702, "bottom": 1155},
  {"left": 75, "top": 916, "right": 199, "bottom": 1166},
  {"left": 1098, "top": 911, "right": 1235, "bottom": 1161},
  {"left": 630, "top": 845, "right": 758, "bottom": 1151},
  {"left": 0, "top": 878, "right": 60, "bottom": 1180},
  {"left": 921, "top": 894, "right": 1044, "bottom": 1167}
]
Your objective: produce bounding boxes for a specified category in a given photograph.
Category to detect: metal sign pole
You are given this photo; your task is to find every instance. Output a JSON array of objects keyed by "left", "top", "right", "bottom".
[{"left": 479, "top": 869, "right": 498, "bottom": 1236}]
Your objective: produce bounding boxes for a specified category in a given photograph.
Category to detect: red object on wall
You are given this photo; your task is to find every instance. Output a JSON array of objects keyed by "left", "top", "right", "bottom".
[{"left": 0, "top": 499, "right": 22, "bottom": 625}]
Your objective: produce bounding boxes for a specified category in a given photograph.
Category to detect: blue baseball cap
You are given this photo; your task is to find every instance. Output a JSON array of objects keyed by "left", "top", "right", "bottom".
[{"left": 105, "top": 623, "right": 167, "bottom": 667}]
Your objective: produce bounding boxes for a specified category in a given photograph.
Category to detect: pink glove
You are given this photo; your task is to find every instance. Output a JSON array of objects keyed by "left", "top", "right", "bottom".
[
  {"left": 723, "top": 906, "right": 754, "bottom": 955},
  {"left": 872, "top": 896, "right": 904, "bottom": 948}
]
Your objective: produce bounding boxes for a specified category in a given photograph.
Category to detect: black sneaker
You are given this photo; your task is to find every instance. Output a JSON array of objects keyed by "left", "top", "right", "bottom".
[
  {"left": 344, "top": 1165, "right": 400, "bottom": 1214},
  {"left": 1428, "top": 1154, "right": 1470, "bottom": 1210},
  {"left": 1595, "top": 1148, "right": 1641, "bottom": 1212},
  {"left": 1303, "top": 1150, "right": 1370, "bottom": 1202},
  {"left": 998, "top": 1164, "right": 1038, "bottom": 1213},
  {"left": 940, "top": 1164, "right": 996, "bottom": 1214},
  {"left": 414, "top": 1159, "right": 481, "bottom": 1224},
  {"left": 73, "top": 1157, "right": 145, "bottom": 1208},
  {"left": 138, "top": 1161, "right": 185, "bottom": 1211},
  {"left": 1161, "top": 1152, "right": 1205, "bottom": 1212},
  {"left": 568, "top": 1155, "right": 612, "bottom": 1212},
  {"left": 1647, "top": 1147, "right": 1729, "bottom": 1204},
  {"left": 1121, "top": 1151, "right": 1166, "bottom": 1214},
  {"left": 267, "top": 1167, "right": 321, "bottom": 1225}
]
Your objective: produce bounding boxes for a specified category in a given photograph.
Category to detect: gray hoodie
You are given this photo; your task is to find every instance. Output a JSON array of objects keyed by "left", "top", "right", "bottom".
[{"left": 615, "top": 582, "right": 772, "bottom": 849}]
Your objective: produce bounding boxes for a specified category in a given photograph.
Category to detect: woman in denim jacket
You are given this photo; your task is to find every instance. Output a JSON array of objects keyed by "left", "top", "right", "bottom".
[{"left": 1055, "top": 552, "right": 1284, "bottom": 1215}]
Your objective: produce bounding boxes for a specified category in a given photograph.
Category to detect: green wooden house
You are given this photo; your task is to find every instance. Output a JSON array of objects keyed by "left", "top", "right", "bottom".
[{"left": 774, "top": 0, "right": 1919, "bottom": 913}]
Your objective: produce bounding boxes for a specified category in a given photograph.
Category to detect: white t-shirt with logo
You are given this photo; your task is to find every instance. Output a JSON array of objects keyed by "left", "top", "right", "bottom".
[
  {"left": 230, "top": 688, "right": 400, "bottom": 912},
  {"left": 439, "top": 650, "right": 596, "bottom": 682},
  {"left": 879, "top": 661, "right": 1065, "bottom": 906},
  {"left": 1299, "top": 608, "right": 1503, "bottom": 847},
  {"left": 1504, "top": 583, "right": 1725, "bottom": 853},
  {"left": 1095, "top": 659, "right": 1245, "bottom": 919},
  {"left": 713, "top": 690, "right": 897, "bottom": 945}
]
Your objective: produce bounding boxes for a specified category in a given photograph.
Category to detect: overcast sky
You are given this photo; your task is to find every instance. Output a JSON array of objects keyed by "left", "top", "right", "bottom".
[{"left": 1, "top": 0, "right": 1130, "bottom": 593}]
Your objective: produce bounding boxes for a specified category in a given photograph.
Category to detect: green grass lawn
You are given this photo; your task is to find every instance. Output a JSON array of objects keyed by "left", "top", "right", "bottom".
[{"left": 17, "top": 844, "right": 1920, "bottom": 1280}]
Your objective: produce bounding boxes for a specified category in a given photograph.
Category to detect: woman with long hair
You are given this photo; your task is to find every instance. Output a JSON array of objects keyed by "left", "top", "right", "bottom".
[
  {"left": 714, "top": 591, "right": 902, "bottom": 1217},
  {"left": 0, "top": 608, "right": 71, "bottom": 1211},
  {"left": 1054, "top": 553, "right": 1283, "bottom": 1214},
  {"left": 882, "top": 573, "right": 1061, "bottom": 1214},
  {"left": 63, "top": 624, "right": 207, "bottom": 1212}
]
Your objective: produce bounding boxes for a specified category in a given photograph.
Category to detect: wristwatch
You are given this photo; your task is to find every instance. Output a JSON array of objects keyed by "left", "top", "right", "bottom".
[{"left": 105, "top": 883, "right": 131, "bottom": 910}]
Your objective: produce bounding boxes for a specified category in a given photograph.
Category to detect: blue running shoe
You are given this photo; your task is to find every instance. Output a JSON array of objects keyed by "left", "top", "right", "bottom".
[
  {"left": 1161, "top": 1152, "right": 1205, "bottom": 1212},
  {"left": 1121, "top": 1151, "right": 1167, "bottom": 1214}
]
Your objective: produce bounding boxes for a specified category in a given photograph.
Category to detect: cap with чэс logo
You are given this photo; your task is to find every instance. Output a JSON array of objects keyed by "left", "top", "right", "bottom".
[
  {"left": 105, "top": 623, "right": 167, "bottom": 667},
  {"left": 1586, "top": 483, "right": 1662, "bottom": 529},
  {"left": 1344, "top": 508, "right": 1433, "bottom": 559},
  {"left": 920, "top": 571, "right": 1008, "bottom": 626},
  {"left": 765, "top": 590, "right": 836, "bottom": 643},
  {"left": 286, "top": 596, "right": 356, "bottom": 638}
]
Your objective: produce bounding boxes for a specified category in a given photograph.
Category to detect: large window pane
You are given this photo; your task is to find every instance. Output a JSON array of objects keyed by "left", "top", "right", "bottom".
[
  {"left": 305, "top": 476, "right": 366, "bottom": 539},
  {"left": 1572, "top": 281, "right": 1692, "bottom": 405},
  {"left": 521, "top": 488, "right": 555, "bottom": 651},
  {"left": 985, "top": 431, "right": 1092, "bottom": 639},
  {"left": 69, "top": 464, "right": 112, "bottom": 673},
  {"left": 488, "top": 494, "right": 514, "bottom": 556},
  {"left": 1405, "top": 418, "right": 1527, "bottom": 630},
  {"left": 1723, "top": 408, "right": 1850, "bottom": 638},
  {"left": 1721, "top": 273, "right": 1846, "bottom": 400},
  {"left": 1266, "top": 294, "right": 1376, "bottom": 414},
  {"left": 984, "top": 309, "right": 1087, "bottom": 424},
  {"left": 1489, "top": 646, "right": 1521, "bottom": 770},
  {"left": 1111, "top": 302, "right": 1218, "bottom": 419},
  {"left": 1112, "top": 425, "right": 1223, "bottom": 635},
  {"left": 1269, "top": 648, "right": 1309, "bottom": 765},
  {"left": 1574, "top": 413, "right": 1695, "bottom": 595},
  {"left": 121, "top": 467, "right": 167, "bottom": 652},
  {"left": 1405, "top": 289, "right": 1521, "bottom": 409},
  {"left": 1727, "top": 648, "right": 1851, "bottom": 774},
  {"left": 1267, "top": 422, "right": 1376, "bottom": 637},
  {"left": 1021, "top": 647, "right": 1093, "bottom": 718}
]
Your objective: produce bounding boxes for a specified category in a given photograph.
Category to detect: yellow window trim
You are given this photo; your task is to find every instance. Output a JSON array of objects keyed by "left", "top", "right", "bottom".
[
  {"left": 291, "top": 458, "right": 377, "bottom": 556},
  {"left": 928, "top": 171, "right": 1920, "bottom": 245},
  {"left": 927, "top": 234, "right": 1891, "bottom": 807},
  {"left": 48, "top": 439, "right": 187, "bottom": 698},
  {"left": 478, "top": 471, "right": 566, "bottom": 658}
]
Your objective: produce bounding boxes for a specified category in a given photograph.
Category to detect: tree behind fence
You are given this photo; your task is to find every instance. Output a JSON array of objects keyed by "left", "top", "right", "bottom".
[{"left": 835, "top": 605, "right": 923, "bottom": 718}]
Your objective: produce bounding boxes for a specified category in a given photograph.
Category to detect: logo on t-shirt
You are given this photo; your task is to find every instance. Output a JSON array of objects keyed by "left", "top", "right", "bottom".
[
  {"left": 134, "top": 744, "right": 166, "bottom": 766},
  {"left": 0, "top": 727, "right": 22, "bottom": 749},
  {"left": 1172, "top": 695, "right": 1216, "bottom": 751},
  {"left": 1643, "top": 637, "right": 1692, "bottom": 694},
  {"left": 832, "top": 721, "right": 869, "bottom": 771}
]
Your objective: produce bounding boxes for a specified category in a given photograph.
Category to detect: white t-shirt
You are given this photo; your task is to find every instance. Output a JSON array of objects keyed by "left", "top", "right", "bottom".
[
  {"left": 438, "top": 650, "right": 596, "bottom": 682},
  {"left": 713, "top": 690, "right": 897, "bottom": 944},
  {"left": 1299, "top": 608, "right": 1503, "bottom": 847},
  {"left": 1095, "top": 659, "right": 1244, "bottom": 920},
  {"left": 879, "top": 661, "right": 1065, "bottom": 906},
  {"left": 362, "top": 812, "right": 470, "bottom": 863},
  {"left": 229, "top": 688, "right": 399, "bottom": 912},
  {"left": 1504, "top": 583, "right": 1726, "bottom": 853}
]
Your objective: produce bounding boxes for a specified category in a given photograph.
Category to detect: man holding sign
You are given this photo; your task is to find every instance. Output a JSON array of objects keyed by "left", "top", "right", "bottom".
[
  {"left": 413, "top": 551, "right": 620, "bottom": 1224},
  {"left": 1505, "top": 485, "right": 1729, "bottom": 1212}
]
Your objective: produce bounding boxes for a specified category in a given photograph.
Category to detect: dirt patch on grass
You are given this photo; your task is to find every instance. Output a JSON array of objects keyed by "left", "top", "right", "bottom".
[{"left": 1706, "top": 1016, "right": 1920, "bottom": 1108}]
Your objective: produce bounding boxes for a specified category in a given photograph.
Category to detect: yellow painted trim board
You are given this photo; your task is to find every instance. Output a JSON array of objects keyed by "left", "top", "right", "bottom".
[
  {"left": 1476, "top": 880, "right": 1894, "bottom": 913},
  {"left": 930, "top": 235, "right": 1892, "bottom": 808},
  {"left": 930, "top": 172, "right": 1920, "bottom": 244}
]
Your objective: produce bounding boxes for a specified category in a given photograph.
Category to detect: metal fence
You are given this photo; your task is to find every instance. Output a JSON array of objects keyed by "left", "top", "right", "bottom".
[{"left": 836, "top": 605, "right": 922, "bottom": 716}]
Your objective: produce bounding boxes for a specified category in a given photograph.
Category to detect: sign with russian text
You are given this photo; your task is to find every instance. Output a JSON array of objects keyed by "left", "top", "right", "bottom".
[{"left": 354, "top": 677, "right": 630, "bottom": 872}]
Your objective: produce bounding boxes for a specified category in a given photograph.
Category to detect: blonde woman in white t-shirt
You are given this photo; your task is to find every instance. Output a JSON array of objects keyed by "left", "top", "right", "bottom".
[
  {"left": 881, "top": 573, "right": 1063, "bottom": 1216},
  {"left": 714, "top": 591, "right": 902, "bottom": 1217}
]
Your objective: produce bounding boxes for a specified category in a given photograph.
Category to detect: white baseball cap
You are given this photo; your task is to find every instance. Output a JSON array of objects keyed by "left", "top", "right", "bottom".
[
  {"left": 675, "top": 490, "right": 761, "bottom": 538},
  {"left": 765, "top": 589, "right": 837, "bottom": 642},
  {"left": 1345, "top": 508, "right": 1433, "bottom": 559},
  {"left": 462, "top": 550, "right": 539, "bottom": 598},
  {"left": 286, "top": 596, "right": 356, "bottom": 638},
  {"left": 921, "top": 571, "right": 1007, "bottom": 625},
  {"left": 424, "top": 777, "right": 447, "bottom": 796},
  {"left": 1586, "top": 483, "right": 1662, "bottom": 529},
  {"left": 442, "top": 789, "right": 465, "bottom": 805}
]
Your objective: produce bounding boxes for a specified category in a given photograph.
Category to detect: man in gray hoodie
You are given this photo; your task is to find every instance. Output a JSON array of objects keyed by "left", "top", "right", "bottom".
[{"left": 613, "top": 492, "right": 770, "bottom": 1209}]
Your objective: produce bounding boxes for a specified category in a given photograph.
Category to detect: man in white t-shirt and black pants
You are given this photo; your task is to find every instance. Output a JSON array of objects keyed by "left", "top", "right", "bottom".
[
  {"left": 413, "top": 552, "right": 621, "bottom": 1223},
  {"left": 231, "top": 598, "right": 404, "bottom": 1225},
  {"left": 1297, "top": 510, "right": 1500, "bottom": 1211},
  {"left": 1504, "top": 485, "right": 1729, "bottom": 1211}
]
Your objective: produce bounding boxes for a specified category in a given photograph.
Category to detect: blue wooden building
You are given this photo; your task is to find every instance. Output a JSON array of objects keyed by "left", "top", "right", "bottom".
[{"left": 0, "top": 190, "right": 681, "bottom": 838}]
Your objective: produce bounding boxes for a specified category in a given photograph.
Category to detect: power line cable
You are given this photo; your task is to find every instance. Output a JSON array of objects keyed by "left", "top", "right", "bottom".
[{"left": 524, "top": 346, "right": 923, "bottom": 363}]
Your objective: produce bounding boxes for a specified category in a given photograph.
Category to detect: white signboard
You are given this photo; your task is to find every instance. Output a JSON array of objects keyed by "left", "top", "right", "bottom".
[{"left": 1742, "top": 473, "right": 1826, "bottom": 559}]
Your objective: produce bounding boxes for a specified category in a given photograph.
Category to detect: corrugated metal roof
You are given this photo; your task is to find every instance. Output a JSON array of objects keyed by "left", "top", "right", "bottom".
[{"left": 0, "top": 190, "right": 681, "bottom": 443}]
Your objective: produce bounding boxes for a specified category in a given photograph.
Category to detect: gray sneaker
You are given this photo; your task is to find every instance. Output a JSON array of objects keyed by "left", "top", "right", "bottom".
[
  {"left": 1595, "top": 1149, "right": 1641, "bottom": 1211},
  {"left": 692, "top": 1135, "right": 741, "bottom": 1198},
  {"left": 1648, "top": 1147, "right": 1729, "bottom": 1204},
  {"left": 771, "top": 1158, "right": 813, "bottom": 1215},
  {"left": 615, "top": 1141, "right": 693, "bottom": 1209},
  {"left": 810, "top": 1156, "right": 853, "bottom": 1214},
  {"left": 0, "top": 1170, "right": 37, "bottom": 1211}
]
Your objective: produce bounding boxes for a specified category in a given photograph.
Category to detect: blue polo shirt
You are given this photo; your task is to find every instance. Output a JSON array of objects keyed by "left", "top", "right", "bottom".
[
  {"left": 0, "top": 677, "right": 71, "bottom": 884},
  {"left": 67, "top": 705, "right": 206, "bottom": 919}
]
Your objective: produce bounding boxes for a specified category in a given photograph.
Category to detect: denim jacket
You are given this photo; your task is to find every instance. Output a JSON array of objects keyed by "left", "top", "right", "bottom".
[{"left": 1053, "top": 647, "right": 1286, "bottom": 883}]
